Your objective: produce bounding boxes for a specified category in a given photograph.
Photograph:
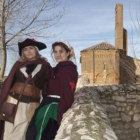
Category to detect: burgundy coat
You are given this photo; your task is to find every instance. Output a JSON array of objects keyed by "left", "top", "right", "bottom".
[{"left": 47, "top": 61, "right": 78, "bottom": 124}]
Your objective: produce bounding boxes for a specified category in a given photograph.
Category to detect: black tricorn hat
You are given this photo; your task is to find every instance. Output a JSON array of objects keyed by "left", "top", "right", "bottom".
[{"left": 18, "top": 38, "right": 47, "bottom": 56}]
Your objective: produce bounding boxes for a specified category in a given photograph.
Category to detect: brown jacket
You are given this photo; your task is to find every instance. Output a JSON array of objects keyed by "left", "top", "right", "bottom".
[{"left": 0, "top": 59, "right": 52, "bottom": 107}]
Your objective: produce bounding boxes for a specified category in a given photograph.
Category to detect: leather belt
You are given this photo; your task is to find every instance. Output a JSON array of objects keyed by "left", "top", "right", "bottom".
[{"left": 10, "top": 82, "right": 40, "bottom": 100}]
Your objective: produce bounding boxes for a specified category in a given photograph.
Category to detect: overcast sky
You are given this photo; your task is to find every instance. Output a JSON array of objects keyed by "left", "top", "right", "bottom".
[{"left": 6, "top": 0, "right": 140, "bottom": 75}]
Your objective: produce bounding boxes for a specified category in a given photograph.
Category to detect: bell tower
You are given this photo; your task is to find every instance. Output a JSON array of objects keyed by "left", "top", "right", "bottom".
[
  {"left": 115, "top": 4, "right": 127, "bottom": 54},
  {"left": 115, "top": 4, "right": 123, "bottom": 49}
]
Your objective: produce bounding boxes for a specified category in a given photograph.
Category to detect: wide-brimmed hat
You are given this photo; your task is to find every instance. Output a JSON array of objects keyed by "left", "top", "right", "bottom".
[{"left": 18, "top": 38, "right": 47, "bottom": 56}]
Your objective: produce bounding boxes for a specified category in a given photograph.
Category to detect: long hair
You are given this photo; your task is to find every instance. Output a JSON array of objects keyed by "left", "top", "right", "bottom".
[{"left": 19, "top": 46, "right": 43, "bottom": 62}]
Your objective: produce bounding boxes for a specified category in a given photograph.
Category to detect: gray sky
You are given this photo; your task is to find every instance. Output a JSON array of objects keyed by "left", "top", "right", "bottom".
[{"left": 6, "top": 0, "right": 140, "bottom": 75}]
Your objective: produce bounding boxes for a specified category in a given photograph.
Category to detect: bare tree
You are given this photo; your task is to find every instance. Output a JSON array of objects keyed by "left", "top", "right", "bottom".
[
  {"left": 0, "top": 0, "right": 65, "bottom": 79},
  {"left": 126, "top": 2, "right": 140, "bottom": 83},
  {"left": 129, "top": 2, "right": 140, "bottom": 61}
]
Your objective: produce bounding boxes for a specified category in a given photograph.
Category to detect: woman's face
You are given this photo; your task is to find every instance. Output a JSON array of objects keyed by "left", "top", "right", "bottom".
[
  {"left": 53, "top": 45, "right": 70, "bottom": 62},
  {"left": 22, "top": 46, "right": 37, "bottom": 61}
]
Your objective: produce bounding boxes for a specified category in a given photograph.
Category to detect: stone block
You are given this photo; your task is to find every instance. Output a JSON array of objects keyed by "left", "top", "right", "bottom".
[{"left": 121, "top": 113, "right": 131, "bottom": 122}]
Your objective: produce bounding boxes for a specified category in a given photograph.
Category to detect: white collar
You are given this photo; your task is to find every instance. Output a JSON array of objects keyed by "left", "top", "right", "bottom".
[{"left": 20, "top": 64, "right": 42, "bottom": 78}]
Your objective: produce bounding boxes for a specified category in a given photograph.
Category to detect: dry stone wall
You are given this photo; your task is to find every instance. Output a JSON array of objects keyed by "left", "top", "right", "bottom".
[
  {"left": 98, "top": 84, "right": 140, "bottom": 140},
  {"left": 55, "top": 83, "right": 140, "bottom": 140},
  {"left": 55, "top": 86, "right": 118, "bottom": 140}
]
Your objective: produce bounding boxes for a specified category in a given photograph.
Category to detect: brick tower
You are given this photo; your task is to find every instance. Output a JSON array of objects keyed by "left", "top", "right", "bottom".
[
  {"left": 115, "top": 4, "right": 123, "bottom": 49},
  {"left": 115, "top": 3, "right": 127, "bottom": 54}
]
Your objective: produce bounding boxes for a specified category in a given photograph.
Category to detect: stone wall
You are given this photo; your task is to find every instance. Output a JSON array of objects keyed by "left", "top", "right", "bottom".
[
  {"left": 55, "top": 83, "right": 140, "bottom": 140},
  {"left": 55, "top": 86, "right": 118, "bottom": 140},
  {"left": 98, "top": 84, "right": 140, "bottom": 140}
]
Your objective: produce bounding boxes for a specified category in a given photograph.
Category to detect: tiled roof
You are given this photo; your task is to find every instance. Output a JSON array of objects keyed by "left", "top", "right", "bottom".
[{"left": 81, "top": 42, "right": 117, "bottom": 52}]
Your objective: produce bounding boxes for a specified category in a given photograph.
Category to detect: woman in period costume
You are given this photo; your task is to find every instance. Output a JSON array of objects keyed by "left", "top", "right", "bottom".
[
  {"left": 0, "top": 38, "right": 52, "bottom": 140},
  {"left": 26, "top": 40, "right": 78, "bottom": 140}
]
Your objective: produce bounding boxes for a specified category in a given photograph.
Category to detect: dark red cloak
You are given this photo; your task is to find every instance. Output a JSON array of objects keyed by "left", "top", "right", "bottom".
[{"left": 0, "top": 59, "right": 52, "bottom": 108}]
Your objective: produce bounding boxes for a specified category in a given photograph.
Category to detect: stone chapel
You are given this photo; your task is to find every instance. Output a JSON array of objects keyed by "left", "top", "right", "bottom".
[{"left": 80, "top": 3, "right": 140, "bottom": 85}]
